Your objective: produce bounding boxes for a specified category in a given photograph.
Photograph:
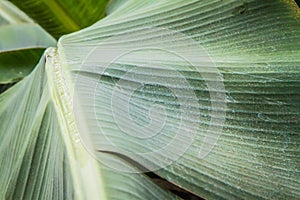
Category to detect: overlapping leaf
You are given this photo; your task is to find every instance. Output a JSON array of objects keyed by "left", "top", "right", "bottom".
[
  {"left": 10, "top": 0, "right": 109, "bottom": 38},
  {"left": 0, "top": 0, "right": 299, "bottom": 199},
  {"left": 0, "top": 51, "right": 178, "bottom": 199},
  {"left": 0, "top": 0, "right": 56, "bottom": 84},
  {"left": 59, "top": 0, "right": 300, "bottom": 199}
]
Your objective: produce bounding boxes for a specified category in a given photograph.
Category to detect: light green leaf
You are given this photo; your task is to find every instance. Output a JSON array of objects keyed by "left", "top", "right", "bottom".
[
  {"left": 0, "top": 51, "right": 178, "bottom": 199},
  {"left": 106, "top": 0, "right": 129, "bottom": 15},
  {"left": 0, "top": 0, "right": 56, "bottom": 52},
  {"left": 0, "top": 0, "right": 300, "bottom": 199}
]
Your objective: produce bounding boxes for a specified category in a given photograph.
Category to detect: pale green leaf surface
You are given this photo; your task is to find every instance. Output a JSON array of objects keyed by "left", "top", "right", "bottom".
[
  {"left": 106, "top": 0, "right": 129, "bottom": 15},
  {"left": 0, "top": 51, "right": 178, "bottom": 199},
  {"left": 58, "top": 0, "right": 300, "bottom": 199},
  {"left": 0, "top": 0, "right": 299, "bottom": 200}
]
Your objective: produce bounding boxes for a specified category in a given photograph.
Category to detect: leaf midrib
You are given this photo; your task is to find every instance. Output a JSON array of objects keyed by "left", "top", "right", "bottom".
[{"left": 45, "top": 47, "right": 107, "bottom": 200}]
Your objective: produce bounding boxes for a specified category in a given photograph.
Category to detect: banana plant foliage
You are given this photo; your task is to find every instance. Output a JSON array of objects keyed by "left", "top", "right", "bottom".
[
  {"left": 0, "top": 0, "right": 300, "bottom": 199},
  {"left": 0, "top": 0, "right": 56, "bottom": 84}
]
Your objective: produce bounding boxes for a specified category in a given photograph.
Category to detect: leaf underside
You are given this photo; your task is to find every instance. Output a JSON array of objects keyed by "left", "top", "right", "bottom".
[{"left": 0, "top": 0, "right": 300, "bottom": 200}]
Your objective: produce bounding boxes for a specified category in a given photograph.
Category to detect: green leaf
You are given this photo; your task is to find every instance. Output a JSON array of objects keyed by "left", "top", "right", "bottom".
[
  {"left": 0, "top": 52, "right": 178, "bottom": 199},
  {"left": 59, "top": 0, "right": 300, "bottom": 199},
  {"left": 10, "top": 0, "right": 110, "bottom": 39},
  {"left": 0, "top": 0, "right": 56, "bottom": 52},
  {"left": 106, "top": 0, "right": 128, "bottom": 15},
  {"left": 0, "top": 0, "right": 56, "bottom": 84},
  {"left": 1, "top": 0, "right": 300, "bottom": 199},
  {"left": 0, "top": 49, "right": 44, "bottom": 83}
]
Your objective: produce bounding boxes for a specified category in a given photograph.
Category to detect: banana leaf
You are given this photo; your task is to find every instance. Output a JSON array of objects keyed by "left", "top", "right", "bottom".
[
  {"left": 10, "top": 0, "right": 109, "bottom": 38},
  {"left": 0, "top": 0, "right": 56, "bottom": 84},
  {"left": 0, "top": 0, "right": 300, "bottom": 199}
]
